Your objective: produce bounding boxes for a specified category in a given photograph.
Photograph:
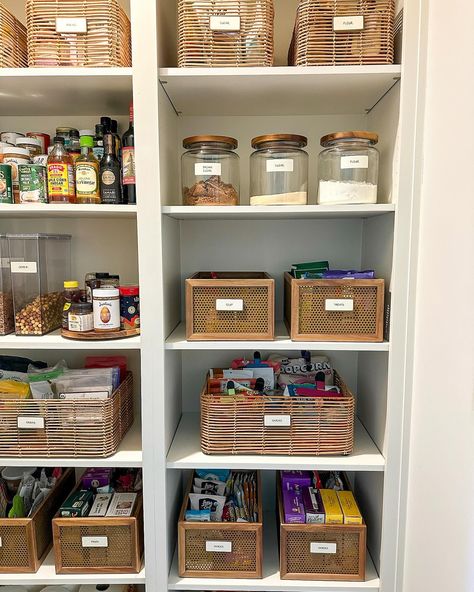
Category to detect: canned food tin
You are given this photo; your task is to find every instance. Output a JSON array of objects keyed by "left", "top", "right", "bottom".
[
  {"left": 119, "top": 285, "right": 140, "bottom": 330},
  {"left": 18, "top": 164, "right": 48, "bottom": 203},
  {"left": 0, "top": 132, "right": 25, "bottom": 145},
  {"left": 0, "top": 164, "right": 13, "bottom": 203},
  {"left": 26, "top": 132, "right": 51, "bottom": 154}
]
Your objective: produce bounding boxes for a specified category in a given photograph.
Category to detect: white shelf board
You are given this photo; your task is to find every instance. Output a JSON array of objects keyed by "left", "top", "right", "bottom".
[
  {"left": 159, "top": 65, "right": 401, "bottom": 116},
  {"left": 0, "top": 329, "right": 141, "bottom": 350},
  {"left": 0, "top": 67, "right": 132, "bottom": 115},
  {"left": 0, "top": 421, "right": 142, "bottom": 468},
  {"left": 162, "top": 204, "right": 395, "bottom": 220},
  {"left": 167, "top": 413, "right": 384, "bottom": 471},
  {"left": 168, "top": 516, "right": 379, "bottom": 591},
  {"left": 1, "top": 549, "right": 145, "bottom": 585},
  {"left": 0, "top": 203, "right": 137, "bottom": 218},
  {"left": 165, "top": 322, "right": 390, "bottom": 352}
]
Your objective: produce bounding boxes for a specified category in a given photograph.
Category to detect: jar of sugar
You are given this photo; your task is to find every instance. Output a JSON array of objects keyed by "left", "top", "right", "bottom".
[{"left": 317, "top": 131, "right": 379, "bottom": 205}]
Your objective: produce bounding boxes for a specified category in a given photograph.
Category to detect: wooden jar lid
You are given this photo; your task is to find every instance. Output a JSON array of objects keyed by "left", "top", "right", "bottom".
[
  {"left": 183, "top": 135, "right": 238, "bottom": 149},
  {"left": 320, "top": 131, "right": 379, "bottom": 146},
  {"left": 251, "top": 134, "right": 308, "bottom": 148}
]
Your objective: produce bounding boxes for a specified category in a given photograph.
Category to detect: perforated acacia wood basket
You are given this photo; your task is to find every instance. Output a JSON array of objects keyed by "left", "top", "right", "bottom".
[
  {"left": 0, "top": 3, "right": 28, "bottom": 67},
  {"left": 26, "top": 0, "right": 132, "bottom": 67},
  {"left": 178, "top": 0, "right": 274, "bottom": 67},
  {"left": 53, "top": 487, "right": 144, "bottom": 574},
  {"left": 201, "top": 370, "right": 354, "bottom": 455},
  {"left": 284, "top": 273, "right": 384, "bottom": 342},
  {"left": 288, "top": 0, "right": 394, "bottom": 66},
  {"left": 178, "top": 473, "right": 263, "bottom": 578},
  {"left": 186, "top": 272, "right": 275, "bottom": 341},
  {"left": 0, "top": 372, "right": 134, "bottom": 458},
  {"left": 0, "top": 469, "right": 75, "bottom": 574}
]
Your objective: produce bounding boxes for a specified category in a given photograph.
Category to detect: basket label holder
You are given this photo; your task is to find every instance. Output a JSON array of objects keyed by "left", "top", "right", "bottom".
[
  {"left": 56, "top": 18, "right": 88, "bottom": 33},
  {"left": 310, "top": 541, "right": 337, "bottom": 554},
  {"left": 216, "top": 298, "right": 244, "bottom": 311},
  {"left": 206, "top": 540, "right": 232, "bottom": 552},
  {"left": 17, "top": 416, "right": 45, "bottom": 429},
  {"left": 264, "top": 415, "right": 291, "bottom": 427},
  {"left": 325, "top": 298, "right": 354, "bottom": 311},
  {"left": 209, "top": 16, "right": 240, "bottom": 31},
  {"left": 82, "top": 536, "right": 108, "bottom": 548},
  {"left": 333, "top": 16, "right": 364, "bottom": 31}
]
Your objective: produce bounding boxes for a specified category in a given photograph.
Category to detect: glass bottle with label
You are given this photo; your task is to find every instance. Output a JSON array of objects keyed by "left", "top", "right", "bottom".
[
  {"left": 93, "top": 124, "right": 105, "bottom": 160},
  {"left": 249, "top": 134, "right": 308, "bottom": 206},
  {"left": 122, "top": 103, "right": 136, "bottom": 204},
  {"left": 317, "top": 131, "right": 379, "bottom": 205},
  {"left": 100, "top": 133, "right": 122, "bottom": 204},
  {"left": 75, "top": 135, "right": 100, "bottom": 204},
  {"left": 47, "top": 137, "right": 75, "bottom": 203},
  {"left": 181, "top": 135, "right": 240, "bottom": 205}
]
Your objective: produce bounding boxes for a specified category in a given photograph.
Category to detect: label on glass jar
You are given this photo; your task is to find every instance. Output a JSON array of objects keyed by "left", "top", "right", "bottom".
[
  {"left": 68, "top": 312, "right": 94, "bottom": 332},
  {"left": 333, "top": 16, "right": 364, "bottom": 31},
  {"left": 340, "top": 155, "right": 369, "bottom": 169},
  {"left": 209, "top": 16, "right": 240, "bottom": 31},
  {"left": 195, "top": 162, "right": 221, "bottom": 176},
  {"left": 122, "top": 147, "right": 136, "bottom": 185},
  {"left": 266, "top": 159, "right": 294, "bottom": 173},
  {"left": 56, "top": 17, "right": 88, "bottom": 33},
  {"left": 93, "top": 298, "right": 120, "bottom": 331},
  {"left": 76, "top": 163, "right": 98, "bottom": 195},
  {"left": 10, "top": 261, "right": 37, "bottom": 274},
  {"left": 47, "top": 163, "right": 74, "bottom": 197}
]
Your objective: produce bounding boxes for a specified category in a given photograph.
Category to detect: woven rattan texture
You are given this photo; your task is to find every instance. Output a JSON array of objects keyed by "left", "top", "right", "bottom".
[
  {"left": 201, "top": 371, "right": 354, "bottom": 455},
  {"left": 0, "top": 372, "right": 133, "bottom": 458},
  {"left": 0, "top": 3, "right": 28, "bottom": 67},
  {"left": 289, "top": 0, "right": 394, "bottom": 66},
  {"left": 178, "top": 0, "right": 274, "bottom": 67},
  {"left": 26, "top": 0, "right": 131, "bottom": 67},
  {"left": 184, "top": 528, "right": 257, "bottom": 572}
]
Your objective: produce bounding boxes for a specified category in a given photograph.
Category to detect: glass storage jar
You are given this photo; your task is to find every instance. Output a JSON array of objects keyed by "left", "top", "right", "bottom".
[
  {"left": 317, "top": 131, "right": 379, "bottom": 205},
  {"left": 181, "top": 136, "right": 240, "bottom": 206},
  {"left": 250, "top": 134, "right": 308, "bottom": 205}
]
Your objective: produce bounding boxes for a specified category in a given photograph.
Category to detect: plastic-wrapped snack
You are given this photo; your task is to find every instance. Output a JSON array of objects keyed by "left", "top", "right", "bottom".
[
  {"left": 267, "top": 352, "right": 334, "bottom": 389},
  {"left": 195, "top": 469, "right": 230, "bottom": 482},
  {"left": 189, "top": 493, "right": 226, "bottom": 522},
  {"left": 193, "top": 478, "right": 227, "bottom": 496}
]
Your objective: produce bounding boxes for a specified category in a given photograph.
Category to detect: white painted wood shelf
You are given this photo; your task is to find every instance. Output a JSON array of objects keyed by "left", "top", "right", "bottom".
[
  {"left": 0, "top": 204, "right": 137, "bottom": 218},
  {"left": 0, "top": 330, "right": 141, "bottom": 350},
  {"left": 159, "top": 65, "right": 401, "bottom": 116},
  {"left": 167, "top": 413, "right": 384, "bottom": 471},
  {"left": 165, "top": 322, "right": 390, "bottom": 351}
]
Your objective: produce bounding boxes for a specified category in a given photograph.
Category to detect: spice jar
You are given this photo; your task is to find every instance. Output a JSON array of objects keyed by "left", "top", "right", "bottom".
[
  {"left": 93, "top": 288, "right": 120, "bottom": 332},
  {"left": 250, "top": 134, "right": 308, "bottom": 205},
  {"left": 119, "top": 285, "right": 140, "bottom": 330},
  {"left": 317, "top": 131, "right": 379, "bottom": 205},
  {"left": 68, "top": 302, "right": 93, "bottom": 333},
  {"left": 62, "top": 280, "right": 82, "bottom": 329},
  {"left": 16, "top": 137, "right": 42, "bottom": 159},
  {"left": 181, "top": 136, "right": 239, "bottom": 206}
]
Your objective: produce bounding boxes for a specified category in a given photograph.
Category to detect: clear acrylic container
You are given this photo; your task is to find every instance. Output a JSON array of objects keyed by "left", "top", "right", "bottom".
[
  {"left": 250, "top": 134, "right": 308, "bottom": 205},
  {"left": 7, "top": 233, "right": 71, "bottom": 336},
  {"left": 181, "top": 135, "right": 240, "bottom": 206},
  {"left": 317, "top": 131, "right": 379, "bottom": 205},
  {"left": 0, "top": 234, "right": 14, "bottom": 335}
]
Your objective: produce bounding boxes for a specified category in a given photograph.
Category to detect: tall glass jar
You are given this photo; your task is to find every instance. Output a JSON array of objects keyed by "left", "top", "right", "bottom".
[
  {"left": 249, "top": 134, "right": 308, "bottom": 206},
  {"left": 317, "top": 131, "right": 379, "bottom": 205},
  {"left": 181, "top": 136, "right": 239, "bottom": 206}
]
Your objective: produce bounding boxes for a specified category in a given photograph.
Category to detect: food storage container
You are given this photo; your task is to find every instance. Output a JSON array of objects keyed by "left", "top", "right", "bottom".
[
  {"left": 16, "top": 137, "right": 43, "bottom": 159},
  {"left": 182, "top": 136, "right": 240, "bottom": 206},
  {"left": 250, "top": 134, "right": 308, "bottom": 205},
  {"left": 317, "top": 132, "right": 379, "bottom": 205},
  {"left": 8, "top": 233, "right": 71, "bottom": 335},
  {"left": 0, "top": 235, "right": 14, "bottom": 335},
  {"left": 0, "top": 3, "right": 28, "bottom": 68}
]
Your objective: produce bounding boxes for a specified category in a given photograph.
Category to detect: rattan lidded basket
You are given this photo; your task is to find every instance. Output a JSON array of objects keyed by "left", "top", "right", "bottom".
[{"left": 0, "top": 2, "right": 28, "bottom": 67}]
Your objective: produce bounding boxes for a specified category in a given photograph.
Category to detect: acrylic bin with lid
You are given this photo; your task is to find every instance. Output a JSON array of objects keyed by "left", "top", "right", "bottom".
[{"left": 0, "top": 234, "right": 14, "bottom": 336}]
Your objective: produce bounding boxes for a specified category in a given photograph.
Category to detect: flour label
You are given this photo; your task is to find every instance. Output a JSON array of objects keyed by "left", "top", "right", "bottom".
[
  {"left": 333, "top": 16, "right": 364, "bottom": 31},
  {"left": 266, "top": 159, "right": 294, "bottom": 173},
  {"left": 340, "top": 155, "right": 369, "bottom": 169}
]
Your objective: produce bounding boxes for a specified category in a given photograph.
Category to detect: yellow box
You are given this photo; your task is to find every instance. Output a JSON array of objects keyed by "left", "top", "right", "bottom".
[
  {"left": 320, "top": 489, "right": 343, "bottom": 524},
  {"left": 337, "top": 490, "right": 363, "bottom": 524}
]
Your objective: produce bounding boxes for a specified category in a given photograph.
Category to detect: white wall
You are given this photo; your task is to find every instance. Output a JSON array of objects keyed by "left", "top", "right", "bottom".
[{"left": 402, "top": 1, "right": 474, "bottom": 591}]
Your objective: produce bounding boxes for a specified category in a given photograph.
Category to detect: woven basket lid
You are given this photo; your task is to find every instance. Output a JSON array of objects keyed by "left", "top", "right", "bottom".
[
  {"left": 320, "top": 131, "right": 378, "bottom": 147},
  {"left": 251, "top": 134, "right": 307, "bottom": 148},
  {"left": 183, "top": 135, "right": 238, "bottom": 149}
]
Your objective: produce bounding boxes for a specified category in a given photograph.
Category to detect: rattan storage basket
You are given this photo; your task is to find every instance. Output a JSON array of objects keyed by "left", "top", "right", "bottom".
[
  {"left": 0, "top": 469, "right": 75, "bottom": 574},
  {"left": 26, "top": 0, "right": 132, "bottom": 67},
  {"left": 0, "top": 371, "right": 134, "bottom": 458},
  {"left": 288, "top": 0, "right": 394, "bottom": 66},
  {"left": 178, "top": 473, "right": 263, "bottom": 578},
  {"left": 186, "top": 272, "right": 275, "bottom": 341},
  {"left": 0, "top": 3, "right": 27, "bottom": 67},
  {"left": 201, "top": 370, "right": 354, "bottom": 455},
  {"left": 284, "top": 273, "right": 385, "bottom": 342},
  {"left": 178, "top": 0, "right": 274, "bottom": 67}
]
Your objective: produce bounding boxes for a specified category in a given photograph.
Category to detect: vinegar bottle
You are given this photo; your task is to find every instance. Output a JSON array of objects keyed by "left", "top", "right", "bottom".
[{"left": 47, "top": 136, "right": 75, "bottom": 203}]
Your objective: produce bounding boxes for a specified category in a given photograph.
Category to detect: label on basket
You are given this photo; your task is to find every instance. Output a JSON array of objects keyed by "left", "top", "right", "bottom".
[
  {"left": 266, "top": 159, "right": 294, "bottom": 173},
  {"left": 333, "top": 16, "right": 364, "bottom": 31},
  {"left": 56, "top": 17, "right": 88, "bottom": 33},
  {"left": 340, "top": 155, "right": 369, "bottom": 169},
  {"left": 0, "top": 537, "right": 2, "bottom": 547},
  {"left": 310, "top": 541, "right": 337, "bottom": 554},
  {"left": 215, "top": 298, "right": 244, "bottom": 311},
  {"left": 264, "top": 414, "right": 291, "bottom": 427},
  {"left": 10, "top": 261, "right": 37, "bottom": 274},
  {"left": 209, "top": 16, "right": 241, "bottom": 31},
  {"left": 206, "top": 540, "right": 232, "bottom": 552},
  {"left": 325, "top": 298, "right": 354, "bottom": 311},
  {"left": 17, "top": 416, "right": 44, "bottom": 429},
  {"left": 195, "top": 162, "right": 222, "bottom": 176},
  {"left": 82, "top": 536, "right": 109, "bottom": 548}
]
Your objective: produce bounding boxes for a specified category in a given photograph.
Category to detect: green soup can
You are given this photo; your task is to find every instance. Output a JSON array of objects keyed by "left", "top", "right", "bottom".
[
  {"left": 0, "top": 164, "right": 13, "bottom": 203},
  {"left": 18, "top": 164, "right": 48, "bottom": 203}
]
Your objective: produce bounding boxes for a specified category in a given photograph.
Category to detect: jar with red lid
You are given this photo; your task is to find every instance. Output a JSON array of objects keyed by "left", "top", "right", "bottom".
[{"left": 119, "top": 285, "right": 140, "bottom": 330}]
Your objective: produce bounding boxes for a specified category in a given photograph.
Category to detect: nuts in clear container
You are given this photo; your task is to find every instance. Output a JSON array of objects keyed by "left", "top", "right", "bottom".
[{"left": 14, "top": 292, "right": 63, "bottom": 335}]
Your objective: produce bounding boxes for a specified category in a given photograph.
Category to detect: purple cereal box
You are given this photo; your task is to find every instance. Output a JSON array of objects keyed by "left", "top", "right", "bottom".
[
  {"left": 281, "top": 470, "right": 312, "bottom": 490},
  {"left": 302, "top": 487, "right": 325, "bottom": 523},
  {"left": 282, "top": 487, "right": 306, "bottom": 524}
]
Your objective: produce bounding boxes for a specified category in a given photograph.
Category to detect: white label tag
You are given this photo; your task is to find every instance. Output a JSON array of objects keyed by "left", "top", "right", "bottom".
[
  {"left": 216, "top": 298, "right": 244, "bottom": 311},
  {"left": 206, "top": 540, "right": 232, "bottom": 553},
  {"left": 340, "top": 155, "right": 369, "bottom": 169},
  {"left": 333, "top": 16, "right": 364, "bottom": 31},
  {"left": 264, "top": 415, "right": 291, "bottom": 427},
  {"left": 195, "top": 162, "right": 222, "bottom": 176},
  {"left": 0, "top": 537, "right": 2, "bottom": 547},
  {"left": 210, "top": 16, "right": 240, "bottom": 31},
  {"left": 311, "top": 542, "right": 337, "bottom": 554},
  {"left": 56, "top": 17, "right": 88, "bottom": 33},
  {"left": 18, "top": 416, "right": 45, "bottom": 429},
  {"left": 82, "top": 536, "right": 108, "bottom": 548},
  {"left": 266, "top": 159, "right": 294, "bottom": 173},
  {"left": 325, "top": 299, "right": 354, "bottom": 311},
  {"left": 10, "top": 261, "right": 37, "bottom": 274}
]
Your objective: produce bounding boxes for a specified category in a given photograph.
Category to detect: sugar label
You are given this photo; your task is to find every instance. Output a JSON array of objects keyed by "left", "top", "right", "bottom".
[
  {"left": 333, "top": 16, "right": 364, "bottom": 31},
  {"left": 340, "top": 155, "right": 369, "bottom": 169}
]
